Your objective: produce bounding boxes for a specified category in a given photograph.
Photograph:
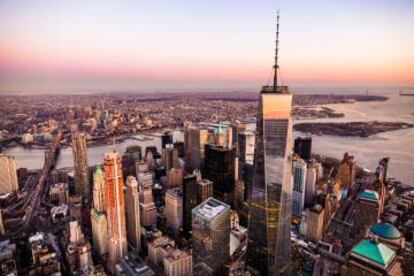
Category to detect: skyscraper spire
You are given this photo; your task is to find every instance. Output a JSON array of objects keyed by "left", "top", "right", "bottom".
[{"left": 273, "top": 10, "right": 280, "bottom": 88}]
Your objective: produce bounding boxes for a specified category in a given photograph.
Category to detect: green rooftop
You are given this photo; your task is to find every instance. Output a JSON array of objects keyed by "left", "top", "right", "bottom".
[
  {"left": 359, "top": 189, "right": 379, "bottom": 201},
  {"left": 351, "top": 239, "right": 396, "bottom": 267},
  {"left": 95, "top": 164, "right": 102, "bottom": 175},
  {"left": 371, "top": 223, "right": 401, "bottom": 240}
]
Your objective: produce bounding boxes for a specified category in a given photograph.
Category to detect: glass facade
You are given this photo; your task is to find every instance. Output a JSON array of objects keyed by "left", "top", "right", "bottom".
[{"left": 246, "top": 86, "right": 293, "bottom": 275}]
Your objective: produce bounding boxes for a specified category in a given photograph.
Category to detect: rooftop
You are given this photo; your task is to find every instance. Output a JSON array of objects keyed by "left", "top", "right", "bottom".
[
  {"left": 351, "top": 239, "right": 396, "bottom": 268},
  {"left": 359, "top": 189, "right": 379, "bottom": 201},
  {"left": 370, "top": 223, "right": 401, "bottom": 240},
  {"left": 193, "top": 197, "right": 230, "bottom": 220},
  {"left": 261, "top": 85, "right": 290, "bottom": 94}
]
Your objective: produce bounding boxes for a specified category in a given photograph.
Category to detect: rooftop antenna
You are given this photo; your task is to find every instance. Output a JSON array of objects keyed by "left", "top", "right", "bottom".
[{"left": 273, "top": 10, "right": 280, "bottom": 89}]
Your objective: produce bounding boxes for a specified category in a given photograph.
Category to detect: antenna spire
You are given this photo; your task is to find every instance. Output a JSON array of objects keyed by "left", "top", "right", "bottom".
[{"left": 273, "top": 10, "right": 280, "bottom": 89}]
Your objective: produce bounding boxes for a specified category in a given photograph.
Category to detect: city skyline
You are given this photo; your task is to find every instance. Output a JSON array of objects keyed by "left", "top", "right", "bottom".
[{"left": 1, "top": 0, "right": 414, "bottom": 94}]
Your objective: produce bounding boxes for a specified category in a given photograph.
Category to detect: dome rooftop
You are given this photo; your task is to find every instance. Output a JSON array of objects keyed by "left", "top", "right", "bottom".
[{"left": 371, "top": 223, "right": 401, "bottom": 240}]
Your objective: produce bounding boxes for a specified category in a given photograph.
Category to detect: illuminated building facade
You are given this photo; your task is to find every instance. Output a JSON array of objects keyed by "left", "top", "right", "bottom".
[
  {"left": 104, "top": 151, "right": 127, "bottom": 272},
  {"left": 71, "top": 132, "right": 89, "bottom": 196}
]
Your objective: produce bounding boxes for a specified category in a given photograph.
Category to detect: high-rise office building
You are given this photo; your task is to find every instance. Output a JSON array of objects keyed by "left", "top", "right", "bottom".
[
  {"left": 162, "top": 144, "right": 179, "bottom": 171},
  {"left": 90, "top": 166, "right": 108, "bottom": 256},
  {"left": 238, "top": 130, "right": 255, "bottom": 164},
  {"left": 125, "top": 176, "right": 141, "bottom": 250},
  {"left": 91, "top": 209, "right": 108, "bottom": 256},
  {"left": 92, "top": 165, "right": 105, "bottom": 212},
  {"left": 166, "top": 168, "right": 183, "bottom": 189},
  {"left": 196, "top": 179, "right": 213, "bottom": 204},
  {"left": 104, "top": 151, "right": 127, "bottom": 272},
  {"left": 336, "top": 152, "right": 356, "bottom": 190},
  {"left": 292, "top": 159, "right": 307, "bottom": 216},
  {"left": 182, "top": 174, "right": 198, "bottom": 235},
  {"left": 294, "top": 136, "right": 312, "bottom": 161},
  {"left": 305, "top": 163, "right": 317, "bottom": 207},
  {"left": 204, "top": 144, "right": 236, "bottom": 207},
  {"left": 161, "top": 131, "right": 174, "bottom": 149},
  {"left": 0, "top": 154, "right": 18, "bottom": 195},
  {"left": 192, "top": 198, "right": 230, "bottom": 273},
  {"left": 173, "top": 141, "right": 185, "bottom": 159},
  {"left": 138, "top": 173, "right": 157, "bottom": 227},
  {"left": 165, "top": 187, "right": 183, "bottom": 234},
  {"left": 305, "top": 205, "right": 324, "bottom": 243},
  {"left": 184, "top": 123, "right": 209, "bottom": 172},
  {"left": 246, "top": 12, "right": 293, "bottom": 275},
  {"left": 71, "top": 132, "right": 89, "bottom": 196},
  {"left": 122, "top": 145, "right": 142, "bottom": 178}
]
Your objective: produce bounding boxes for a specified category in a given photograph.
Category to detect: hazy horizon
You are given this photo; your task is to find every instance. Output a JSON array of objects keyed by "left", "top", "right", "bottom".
[{"left": 1, "top": 0, "right": 414, "bottom": 94}]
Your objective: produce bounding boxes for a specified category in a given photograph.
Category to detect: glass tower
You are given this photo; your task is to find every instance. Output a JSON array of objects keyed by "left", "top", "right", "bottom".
[{"left": 246, "top": 85, "right": 293, "bottom": 275}]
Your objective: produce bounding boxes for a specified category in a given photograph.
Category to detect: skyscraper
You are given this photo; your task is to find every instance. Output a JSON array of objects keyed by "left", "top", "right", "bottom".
[
  {"left": 203, "top": 143, "right": 236, "bottom": 207},
  {"left": 92, "top": 165, "right": 105, "bottom": 212},
  {"left": 104, "top": 151, "right": 127, "bottom": 272},
  {"left": 165, "top": 187, "right": 183, "bottom": 235},
  {"left": 294, "top": 136, "right": 312, "bottom": 161},
  {"left": 72, "top": 132, "right": 89, "bottom": 196},
  {"left": 292, "top": 158, "right": 307, "bottom": 217},
  {"left": 0, "top": 154, "right": 19, "bottom": 195},
  {"left": 246, "top": 12, "right": 293, "bottom": 275},
  {"left": 192, "top": 198, "right": 230, "bottom": 273},
  {"left": 161, "top": 131, "right": 174, "bottom": 149},
  {"left": 182, "top": 174, "right": 198, "bottom": 235},
  {"left": 125, "top": 176, "right": 141, "bottom": 251}
]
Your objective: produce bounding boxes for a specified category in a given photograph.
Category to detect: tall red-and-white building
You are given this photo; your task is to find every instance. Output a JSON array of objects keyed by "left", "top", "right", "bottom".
[{"left": 104, "top": 151, "right": 127, "bottom": 272}]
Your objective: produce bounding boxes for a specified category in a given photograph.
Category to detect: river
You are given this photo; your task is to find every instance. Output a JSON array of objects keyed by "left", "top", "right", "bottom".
[{"left": 4, "top": 93, "right": 414, "bottom": 185}]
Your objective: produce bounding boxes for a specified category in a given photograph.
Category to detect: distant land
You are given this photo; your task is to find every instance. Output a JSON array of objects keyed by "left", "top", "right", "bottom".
[{"left": 294, "top": 121, "right": 414, "bottom": 137}]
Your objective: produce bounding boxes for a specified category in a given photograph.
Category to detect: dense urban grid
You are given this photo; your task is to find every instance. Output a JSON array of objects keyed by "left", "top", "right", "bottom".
[{"left": 1, "top": 17, "right": 413, "bottom": 276}]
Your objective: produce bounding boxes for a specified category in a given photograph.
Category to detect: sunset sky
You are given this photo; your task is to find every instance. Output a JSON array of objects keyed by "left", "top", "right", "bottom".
[{"left": 0, "top": 0, "right": 413, "bottom": 93}]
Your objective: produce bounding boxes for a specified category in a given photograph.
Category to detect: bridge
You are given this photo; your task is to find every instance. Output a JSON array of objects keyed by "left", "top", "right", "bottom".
[{"left": 3, "top": 131, "right": 62, "bottom": 237}]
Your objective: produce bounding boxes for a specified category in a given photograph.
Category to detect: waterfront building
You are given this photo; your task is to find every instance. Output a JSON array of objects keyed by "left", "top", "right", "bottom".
[
  {"left": 0, "top": 154, "right": 18, "bottom": 195},
  {"left": 292, "top": 158, "right": 307, "bottom": 217},
  {"left": 336, "top": 152, "right": 356, "bottom": 190},
  {"left": 125, "top": 176, "right": 141, "bottom": 251},
  {"left": 294, "top": 136, "right": 312, "bottom": 161},
  {"left": 192, "top": 198, "right": 231, "bottom": 273},
  {"left": 72, "top": 132, "right": 89, "bottom": 196},
  {"left": 182, "top": 174, "right": 198, "bottom": 235},
  {"left": 305, "top": 205, "right": 324, "bottom": 243},
  {"left": 237, "top": 130, "right": 255, "bottom": 164},
  {"left": 344, "top": 239, "right": 402, "bottom": 275},
  {"left": 104, "top": 151, "right": 127, "bottom": 272},
  {"left": 203, "top": 143, "right": 236, "bottom": 207},
  {"left": 196, "top": 179, "right": 213, "bottom": 204},
  {"left": 246, "top": 13, "right": 293, "bottom": 275},
  {"left": 165, "top": 187, "right": 183, "bottom": 234}
]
